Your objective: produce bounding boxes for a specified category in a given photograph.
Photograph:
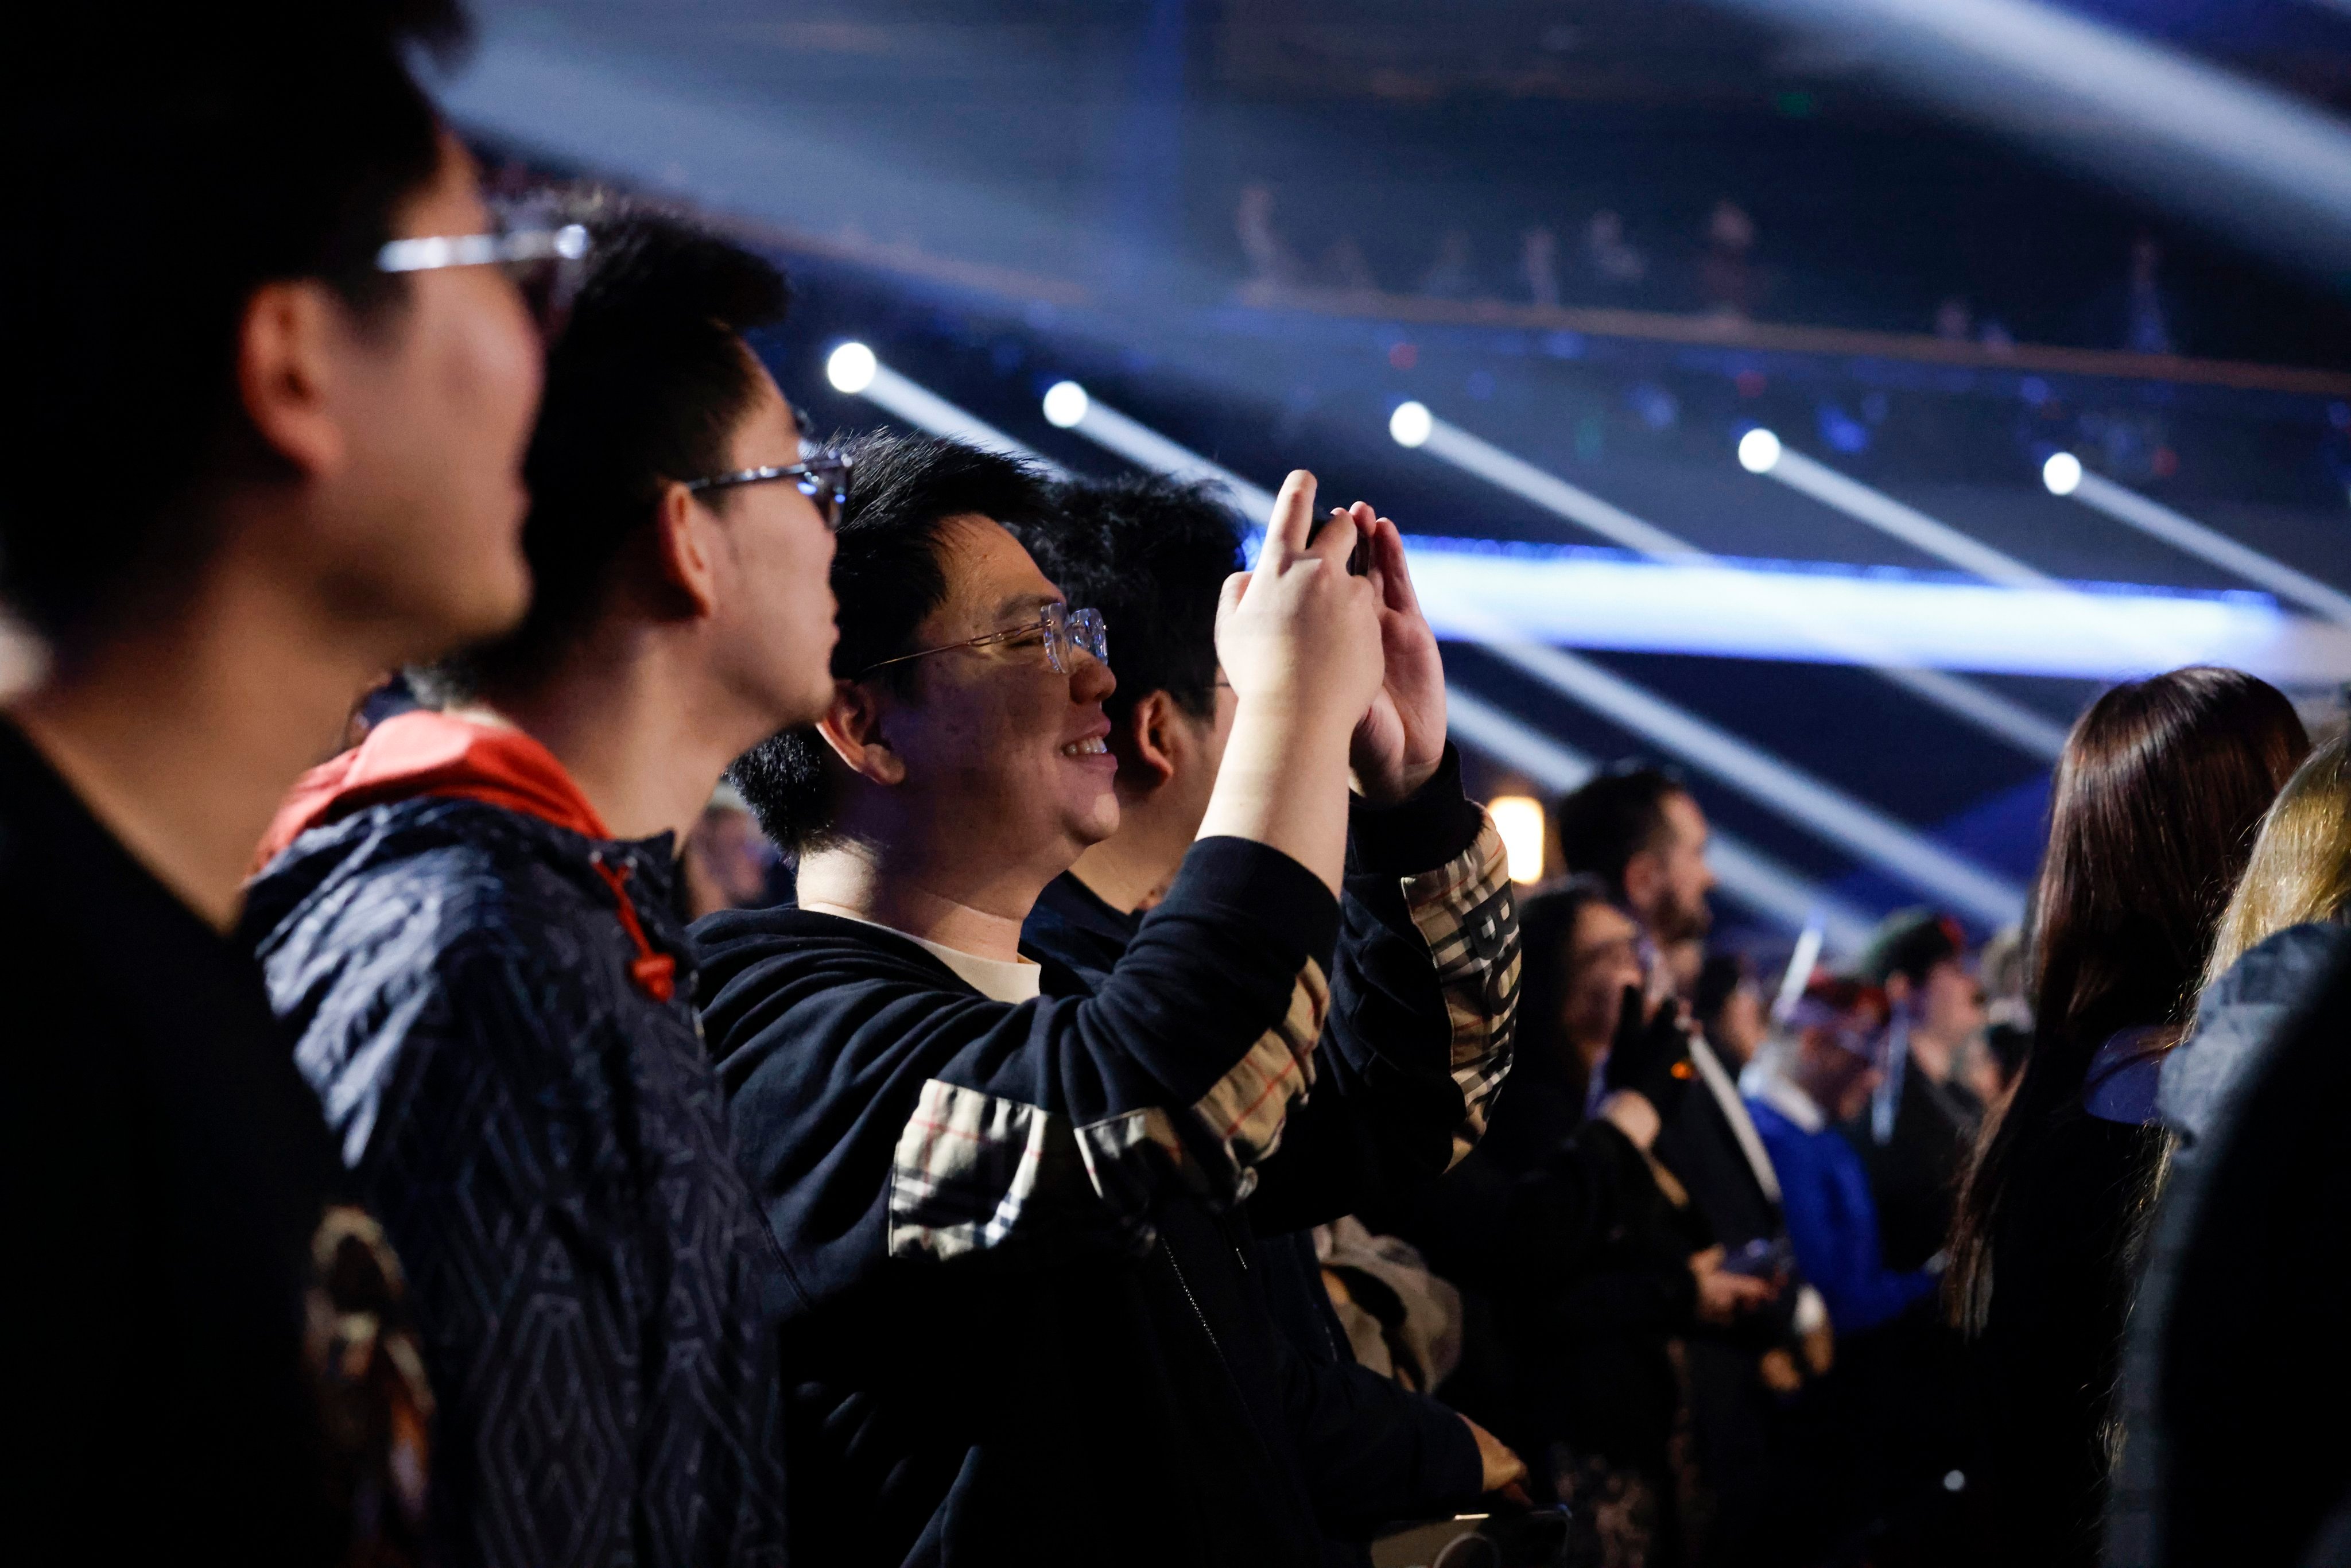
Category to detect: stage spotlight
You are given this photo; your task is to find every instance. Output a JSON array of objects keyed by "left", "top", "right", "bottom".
[
  {"left": 1489, "top": 795, "right": 1547, "bottom": 885},
  {"left": 1042, "top": 381, "right": 1090, "bottom": 429},
  {"left": 1737, "top": 428, "right": 1783, "bottom": 474},
  {"left": 2042, "top": 452, "right": 2084, "bottom": 496},
  {"left": 827, "top": 341, "right": 877, "bottom": 395},
  {"left": 1390, "top": 400, "right": 1433, "bottom": 449}
]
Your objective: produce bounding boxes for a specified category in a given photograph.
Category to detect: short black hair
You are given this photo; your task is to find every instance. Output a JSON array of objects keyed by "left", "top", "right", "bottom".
[
  {"left": 729, "top": 432, "right": 1057, "bottom": 852},
  {"left": 426, "top": 199, "right": 791, "bottom": 699},
  {"left": 1850, "top": 907, "right": 1968, "bottom": 988},
  {"left": 1553, "top": 762, "right": 1690, "bottom": 894},
  {"left": 1692, "top": 952, "right": 1751, "bottom": 1033},
  {"left": 1007, "top": 476, "right": 1244, "bottom": 727},
  {"left": 6, "top": 2, "right": 468, "bottom": 655}
]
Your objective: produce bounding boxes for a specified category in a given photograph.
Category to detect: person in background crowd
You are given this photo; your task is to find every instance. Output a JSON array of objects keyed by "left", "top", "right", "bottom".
[
  {"left": 1555, "top": 767, "right": 1811, "bottom": 1566},
  {"left": 2155, "top": 730, "right": 2351, "bottom": 1166},
  {"left": 1555, "top": 763, "right": 1715, "bottom": 999},
  {"left": 1237, "top": 182, "right": 1305, "bottom": 290},
  {"left": 2105, "top": 732, "right": 2351, "bottom": 1567},
  {"left": 2104, "top": 735, "right": 2351, "bottom": 1567},
  {"left": 682, "top": 779, "right": 777, "bottom": 919},
  {"left": 1007, "top": 472, "right": 1526, "bottom": 1564},
  {"left": 1420, "top": 229, "right": 1480, "bottom": 300},
  {"left": 704, "top": 447, "right": 1515, "bottom": 1566},
  {"left": 1698, "top": 199, "right": 1761, "bottom": 319},
  {"left": 6, "top": 3, "right": 544, "bottom": 1559},
  {"left": 1745, "top": 976, "right": 1950, "bottom": 1563},
  {"left": 1843, "top": 909, "right": 1987, "bottom": 1275},
  {"left": 1975, "top": 924, "right": 2032, "bottom": 1104},
  {"left": 1407, "top": 875, "right": 1774, "bottom": 1567},
  {"left": 246, "top": 207, "right": 837, "bottom": 1566},
  {"left": 1693, "top": 952, "right": 1768, "bottom": 1072},
  {"left": 1949, "top": 666, "right": 2307, "bottom": 1568},
  {"left": 1585, "top": 209, "right": 1650, "bottom": 297},
  {"left": 1522, "top": 226, "right": 1563, "bottom": 309}
]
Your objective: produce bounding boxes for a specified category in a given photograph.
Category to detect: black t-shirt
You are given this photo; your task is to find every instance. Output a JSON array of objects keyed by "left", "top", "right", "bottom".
[{"left": 0, "top": 720, "right": 424, "bottom": 1563}]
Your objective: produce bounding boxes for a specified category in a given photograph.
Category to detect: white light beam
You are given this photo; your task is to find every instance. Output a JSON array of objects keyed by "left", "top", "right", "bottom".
[
  {"left": 1447, "top": 615, "right": 2027, "bottom": 925},
  {"left": 1057, "top": 390, "right": 2020, "bottom": 922},
  {"left": 2061, "top": 463, "right": 2351, "bottom": 627},
  {"left": 837, "top": 351, "right": 1066, "bottom": 477},
  {"left": 1414, "top": 410, "right": 2069, "bottom": 758}
]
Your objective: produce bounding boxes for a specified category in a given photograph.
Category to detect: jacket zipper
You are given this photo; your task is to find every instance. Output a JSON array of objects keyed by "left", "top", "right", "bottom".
[{"left": 1161, "top": 1241, "right": 1227, "bottom": 1364}]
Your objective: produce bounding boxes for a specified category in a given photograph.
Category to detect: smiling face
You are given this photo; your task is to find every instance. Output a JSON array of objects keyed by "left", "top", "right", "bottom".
[{"left": 876, "top": 515, "right": 1119, "bottom": 878}]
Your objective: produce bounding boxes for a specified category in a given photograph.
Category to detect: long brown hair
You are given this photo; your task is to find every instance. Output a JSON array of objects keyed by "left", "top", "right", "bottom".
[{"left": 1947, "top": 667, "right": 2307, "bottom": 1328}]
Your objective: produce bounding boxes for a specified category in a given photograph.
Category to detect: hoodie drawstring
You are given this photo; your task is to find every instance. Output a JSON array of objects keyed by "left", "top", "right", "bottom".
[{"left": 590, "top": 855, "right": 678, "bottom": 1003}]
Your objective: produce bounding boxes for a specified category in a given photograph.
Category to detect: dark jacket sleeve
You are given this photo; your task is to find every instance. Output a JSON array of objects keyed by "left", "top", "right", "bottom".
[
  {"left": 1249, "top": 746, "right": 1521, "bottom": 1235},
  {"left": 1279, "top": 1342, "right": 1485, "bottom": 1536},
  {"left": 705, "top": 836, "right": 1340, "bottom": 1292}
]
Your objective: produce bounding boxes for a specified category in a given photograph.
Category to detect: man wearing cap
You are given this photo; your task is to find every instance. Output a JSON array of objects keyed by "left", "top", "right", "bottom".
[{"left": 1841, "top": 909, "right": 1988, "bottom": 1274}]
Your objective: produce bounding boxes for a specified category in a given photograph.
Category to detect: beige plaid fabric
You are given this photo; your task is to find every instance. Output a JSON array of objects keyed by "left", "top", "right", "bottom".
[
  {"left": 1399, "top": 813, "right": 1522, "bottom": 1165},
  {"left": 886, "top": 959, "right": 1333, "bottom": 1260}
]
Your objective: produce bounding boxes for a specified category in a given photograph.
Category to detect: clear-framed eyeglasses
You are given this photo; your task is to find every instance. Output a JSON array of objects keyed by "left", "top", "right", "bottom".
[
  {"left": 375, "top": 205, "right": 592, "bottom": 336},
  {"left": 681, "top": 408, "right": 853, "bottom": 531},
  {"left": 859, "top": 601, "right": 1108, "bottom": 678}
]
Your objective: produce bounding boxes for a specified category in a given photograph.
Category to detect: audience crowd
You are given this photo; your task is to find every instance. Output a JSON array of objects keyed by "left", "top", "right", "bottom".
[
  {"left": 10, "top": 5, "right": 2350, "bottom": 1567},
  {"left": 1236, "top": 181, "right": 2185, "bottom": 355}
]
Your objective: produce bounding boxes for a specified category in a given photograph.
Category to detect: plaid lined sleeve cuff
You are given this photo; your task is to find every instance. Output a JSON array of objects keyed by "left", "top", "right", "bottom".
[{"left": 1398, "top": 809, "right": 1520, "bottom": 1165}]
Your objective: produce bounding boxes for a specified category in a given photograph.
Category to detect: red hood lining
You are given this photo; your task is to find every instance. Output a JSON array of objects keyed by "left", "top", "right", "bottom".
[{"left": 252, "top": 711, "right": 676, "bottom": 1002}]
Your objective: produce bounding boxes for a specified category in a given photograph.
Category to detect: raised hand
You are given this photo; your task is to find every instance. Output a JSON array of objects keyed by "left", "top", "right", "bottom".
[
  {"left": 1198, "top": 471, "right": 1384, "bottom": 894},
  {"left": 1339, "top": 504, "right": 1447, "bottom": 804},
  {"left": 1213, "top": 473, "right": 1384, "bottom": 732}
]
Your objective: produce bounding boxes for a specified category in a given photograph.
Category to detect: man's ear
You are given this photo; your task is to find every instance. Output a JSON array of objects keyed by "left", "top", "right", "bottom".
[
  {"left": 1117, "top": 691, "right": 1183, "bottom": 790},
  {"left": 1884, "top": 972, "right": 1915, "bottom": 1008},
  {"left": 816, "top": 678, "right": 907, "bottom": 786},
  {"left": 236, "top": 280, "right": 348, "bottom": 479},
  {"left": 651, "top": 482, "right": 721, "bottom": 619}
]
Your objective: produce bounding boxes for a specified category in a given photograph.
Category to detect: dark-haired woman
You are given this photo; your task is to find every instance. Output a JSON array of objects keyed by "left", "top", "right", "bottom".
[{"left": 1950, "top": 666, "right": 2307, "bottom": 1566}]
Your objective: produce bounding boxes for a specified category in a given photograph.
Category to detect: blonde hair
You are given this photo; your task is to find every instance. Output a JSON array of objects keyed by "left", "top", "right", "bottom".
[{"left": 2201, "top": 731, "right": 2351, "bottom": 995}]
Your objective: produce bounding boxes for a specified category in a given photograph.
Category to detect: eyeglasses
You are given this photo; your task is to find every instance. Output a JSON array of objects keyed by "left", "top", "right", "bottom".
[
  {"left": 682, "top": 406, "right": 852, "bottom": 530},
  {"left": 375, "top": 208, "right": 592, "bottom": 336},
  {"left": 859, "top": 600, "right": 1108, "bottom": 678},
  {"left": 683, "top": 451, "right": 853, "bottom": 531}
]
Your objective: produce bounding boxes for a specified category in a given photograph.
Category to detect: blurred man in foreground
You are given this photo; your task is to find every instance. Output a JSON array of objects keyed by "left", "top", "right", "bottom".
[
  {"left": 246, "top": 208, "right": 836, "bottom": 1566},
  {"left": 6, "top": 3, "right": 546, "bottom": 1557}
]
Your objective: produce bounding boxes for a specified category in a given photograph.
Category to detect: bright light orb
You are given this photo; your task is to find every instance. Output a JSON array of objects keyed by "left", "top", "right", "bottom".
[
  {"left": 1489, "top": 795, "right": 1546, "bottom": 885},
  {"left": 1737, "top": 428, "right": 1783, "bottom": 473},
  {"left": 1389, "top": 400, "right": 1433, "bottom": 448},
  {"left": 1042, "top": 380, "right": 1090, "bottom": 429},
  {"left": 826, "top": 341, "right": 878, "bottom": 395},
  {"left": 2042, "top": 451, "right": 2084, "bottom": 496}
]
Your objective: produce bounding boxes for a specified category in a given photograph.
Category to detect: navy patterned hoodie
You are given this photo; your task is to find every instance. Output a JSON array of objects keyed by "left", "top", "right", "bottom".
[{"left": 242, "top": 711, "right": 791, "bottom": 1568}]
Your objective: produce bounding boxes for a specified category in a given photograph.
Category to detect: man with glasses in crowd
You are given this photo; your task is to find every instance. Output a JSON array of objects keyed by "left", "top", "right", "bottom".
[
  {"left": 1010, "top": 475, "right": 1526, "bottom": 1558},
  {"left": 244, "top": 204, "right": 840, "bottom": 1566},
  {"left": 9, "top": 3, "right": 552, "bottom": 1558},
  {"left": 701, "top": 435, "right": 1513, "bottom": 1565}
]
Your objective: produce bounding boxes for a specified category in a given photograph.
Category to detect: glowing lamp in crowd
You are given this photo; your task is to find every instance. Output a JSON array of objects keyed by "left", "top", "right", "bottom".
[
  {"left": 1489, "top": 795, "right": 1546, "bottom": 885},
  {"left": 827, "top": 341, "right": 878, "bottom": 395},
  {"left": 1042, "top": 381, "right": 1090, "bottom": 429},
  {"left": 1389, "top": 400, "right": 1433, "bottom": 449},
  {"left": 2042, "top": 451, "right": 2084, "bottom": 496},
  {"left": 1737, "top": 428, "right": 1783, "bottom": 474}
]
